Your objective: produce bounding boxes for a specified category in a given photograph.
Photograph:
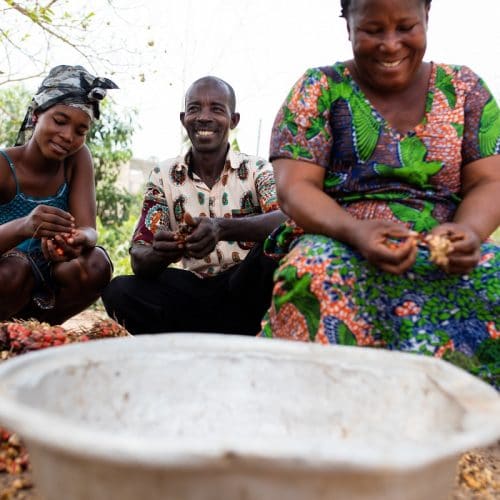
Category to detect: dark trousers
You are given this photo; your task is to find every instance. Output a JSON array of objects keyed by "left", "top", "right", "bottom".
[{"left": 101, "top": 244, "right": 278, "bottom": 335}]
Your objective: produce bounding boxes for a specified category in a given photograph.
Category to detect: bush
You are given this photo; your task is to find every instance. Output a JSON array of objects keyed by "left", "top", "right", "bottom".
[{"left": 97, "top": 195, "right": 142, "bottom": 277}]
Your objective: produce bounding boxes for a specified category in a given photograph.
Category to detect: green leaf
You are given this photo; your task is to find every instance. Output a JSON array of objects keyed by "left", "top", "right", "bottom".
[
  {"left": 388, "top": 201, "right": 438, "bottom": 232},
  {"left": 435, "top": 66, "right": 457, "bottom": 109},
  {"left": 451, "top": 123, "right": 464, "bottom": 138},
  {"left": 374, "top": 135, "right": 442, "bottom": 189},
  {"left": 305, "top": 116, "right": 328, "bottom": 140},
  {"left": 275, "top": 266, "right": 320, "bottom": 340},
  {"left": 283, "top": 144, "right": 313, "bottom": 160},
  {"left": 337, "top": 323, "right": 357, "bottom": 345}
]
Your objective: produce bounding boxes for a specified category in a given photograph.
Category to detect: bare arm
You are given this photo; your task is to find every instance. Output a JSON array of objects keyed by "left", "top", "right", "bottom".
[
  {"left": 182, "top": 209, "right": 287, "bottom": 260},
  {"left": 43, "top": 145, "right": 98, "bottom": 261},
  {"left": 219, "top": 210, "right": 287, "bottom": 241},
  {"left": 454, "top": 156, "right": 500, "bottom": 239},
  {"left": 429, "top": 156, "right": 500, "bottom": 275},
  {"left": 274, "top": 159, "right": 354, "bottom": 241},
  {"left": 273, "top": 159, "right": 417, "bottom": 274},
  {"left": 130, "top": 232, "right": 185, "bottom": 278},
  {"left": 67, "top": 145, "right": 97, "bottom": 246}
]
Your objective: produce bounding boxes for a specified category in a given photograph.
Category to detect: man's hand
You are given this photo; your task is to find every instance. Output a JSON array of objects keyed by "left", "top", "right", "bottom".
[
  {"left": 183, "top": 214, "right": 221, "bottom": 259},
  {"left": 152, "top": 229, "right": 186, "bottom": 263}
]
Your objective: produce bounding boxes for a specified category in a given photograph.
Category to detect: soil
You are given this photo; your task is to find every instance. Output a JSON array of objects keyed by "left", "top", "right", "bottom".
[{"left": 0, "top": 309, "right": 499, "bottom": 500}]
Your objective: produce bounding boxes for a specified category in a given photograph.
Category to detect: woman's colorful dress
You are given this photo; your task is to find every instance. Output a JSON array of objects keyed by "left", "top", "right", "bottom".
[{"left": 262, "top": 62, "right": 500, "bottom": 388}]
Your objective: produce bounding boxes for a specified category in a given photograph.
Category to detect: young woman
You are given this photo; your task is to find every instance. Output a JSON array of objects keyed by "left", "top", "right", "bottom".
[
  {"left": 262, "top": 0, "right": 500, "bottom": 387},
  {"left": 0, "top": 65, "right": 118, "bottom": 324}
]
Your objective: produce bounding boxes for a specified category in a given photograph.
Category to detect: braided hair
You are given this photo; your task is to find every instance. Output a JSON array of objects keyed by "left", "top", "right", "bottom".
[{"left": 340, "top": 0, "right": 432, "bottom": 18}]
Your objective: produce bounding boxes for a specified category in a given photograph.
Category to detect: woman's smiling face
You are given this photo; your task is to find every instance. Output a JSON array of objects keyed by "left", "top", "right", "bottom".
[
  {"left": 346, "top": 0, "right": 429, "bottom": 93},
  {"left": 34, "top": 104, "right": 90, "bottom": 160}
]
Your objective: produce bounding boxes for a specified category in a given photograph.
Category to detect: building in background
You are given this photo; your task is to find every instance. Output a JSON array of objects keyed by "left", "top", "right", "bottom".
[{"left": 117, "top": 157, "right": 157, "bottom": 194}]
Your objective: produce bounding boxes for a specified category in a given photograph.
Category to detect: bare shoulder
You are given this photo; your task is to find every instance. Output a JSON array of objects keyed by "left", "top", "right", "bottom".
[
  {"left": 65, "top": 144, "right": 93, "bottom": 182},
  {"left": 0, "top": 147, "right": 21, "bottom": 202}
]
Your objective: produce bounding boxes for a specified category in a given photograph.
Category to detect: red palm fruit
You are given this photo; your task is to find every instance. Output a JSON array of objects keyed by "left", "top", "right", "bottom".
[{"left": 0, "top": 320, "right": 70, "bottom": 354}]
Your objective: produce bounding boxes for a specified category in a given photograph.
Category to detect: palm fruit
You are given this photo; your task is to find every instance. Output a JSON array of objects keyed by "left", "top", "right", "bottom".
[
  {"left": 0, "top": 320, "right": 67, "bottom": 354},
  {"left": 66, "top": 318, "right": 130, "bottom": 343}
]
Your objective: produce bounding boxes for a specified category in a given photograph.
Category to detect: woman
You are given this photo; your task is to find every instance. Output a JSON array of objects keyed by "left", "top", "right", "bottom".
[
  {"left": 262, "top": 0, "right": 500, "bottom": 387},
  {"left": 0, "top": 65, "right": 118, "bottom": 324}
]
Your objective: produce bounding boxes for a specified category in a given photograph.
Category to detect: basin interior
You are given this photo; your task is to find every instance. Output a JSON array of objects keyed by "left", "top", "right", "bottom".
[{"left": 11, "top": 346, "right": 467, "bottom": 458}]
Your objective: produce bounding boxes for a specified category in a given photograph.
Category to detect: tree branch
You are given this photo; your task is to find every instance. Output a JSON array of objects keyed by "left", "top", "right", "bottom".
[{"left": 6, "top": 1, "right": 91, "bottom": 61}]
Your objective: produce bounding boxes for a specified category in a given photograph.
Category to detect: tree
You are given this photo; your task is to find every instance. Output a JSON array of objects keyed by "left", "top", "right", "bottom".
[
  {"left": 0, "top": 84, "right": 137, "bottom": 225},
  {"left": 0, "top": 0, "right": 152, "bottom": 86},
  {"left": 0, "top": 85, "right": 31, "bottom": 145},
  {"left": 86, "top": 100, "right": 137, "bottom": 224},
  {"left": 0, "top": 1, "right": 100, "bottom": 84}
]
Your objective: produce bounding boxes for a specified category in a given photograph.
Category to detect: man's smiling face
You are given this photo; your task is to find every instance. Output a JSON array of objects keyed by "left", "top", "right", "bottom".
[{"left": 180, "top": 79, "right": 239, "bottom": 154}]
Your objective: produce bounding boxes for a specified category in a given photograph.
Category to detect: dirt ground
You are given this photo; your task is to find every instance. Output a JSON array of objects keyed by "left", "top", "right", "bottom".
[
  {"left": 1, "top": 444, "right": 498, "bottom": 499},
  {"left": 0, "top": 309, "right": 499, "bottom": 499}
]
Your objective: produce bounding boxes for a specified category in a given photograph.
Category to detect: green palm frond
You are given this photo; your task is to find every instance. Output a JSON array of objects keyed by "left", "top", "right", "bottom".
[
  {"left": 479, "top": 97, "right": 500, "bottom": 157},
  {"left": 350, "top": 93, "right": 381, "bottom": 161},
  {"left": 324, "top": 172, "right": 346, "bottom": 190}
]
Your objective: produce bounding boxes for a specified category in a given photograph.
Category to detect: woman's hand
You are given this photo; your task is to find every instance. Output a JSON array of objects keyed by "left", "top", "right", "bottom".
[
  {"left": 41, "top": 236, "right": 71, "bottom": 262},
  {"left": 430, "top": 223, "right": 481, "bottom": 274},
  {"left": 22, "top": 205, "right": 74, "bottom": 240},
  {"left": 349, "top": 220, "right": 417, "bottom": 274},
  {"left": 41, "top": 227, "right": 96, "bottom": 262}
]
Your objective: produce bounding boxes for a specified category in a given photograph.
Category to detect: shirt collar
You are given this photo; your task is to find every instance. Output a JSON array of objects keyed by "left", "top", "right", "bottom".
[{"left": 176, "top": 145, "right": 239, "bottom": 178}]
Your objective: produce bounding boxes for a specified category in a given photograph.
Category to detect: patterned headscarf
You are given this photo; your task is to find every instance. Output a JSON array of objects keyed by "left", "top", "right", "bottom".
[{"left": 15, "top": 64, "right": 118, "bottom": 146}]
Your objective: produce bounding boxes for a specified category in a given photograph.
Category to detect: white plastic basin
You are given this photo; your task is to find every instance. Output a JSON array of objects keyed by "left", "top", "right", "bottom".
[{"left": 0, "top": 334, "right": 498, "bottom": 500}]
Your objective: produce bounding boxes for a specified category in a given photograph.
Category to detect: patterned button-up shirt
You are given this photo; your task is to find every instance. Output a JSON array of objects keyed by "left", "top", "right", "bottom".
[{"left": 132, "top": 148, "right": 279, "bottom": 277}]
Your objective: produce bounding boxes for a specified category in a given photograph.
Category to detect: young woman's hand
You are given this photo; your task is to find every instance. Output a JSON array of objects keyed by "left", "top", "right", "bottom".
[
  {"left": 430, "top": 223, "right": 481, "bottom": 274},
  {"left": 41, "top": 228, "right": 95, "bottom": 262},
  {"left": 22, "top": 205, "right": 75, "bottom": 240},
  {"left": 349, "top": 220, "right": 417, "bottom": 274},
  {"left": 41, "top": 236, "right": 68, "bottom": 262}
]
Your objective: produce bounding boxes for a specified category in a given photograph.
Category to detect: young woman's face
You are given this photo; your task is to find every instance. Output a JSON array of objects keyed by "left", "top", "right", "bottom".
[
  {"left": 347, "top": 0, "right": 429, "bottom": 93},
  {"left": 33, "top": 104, "right": 91, "bottom": 160}
]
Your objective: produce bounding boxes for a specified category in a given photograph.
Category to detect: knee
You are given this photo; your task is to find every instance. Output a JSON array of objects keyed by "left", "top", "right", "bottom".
[
  {"left": 82, "top": 247, "right": 113, "bottom": 290},
  {"left": 0, "top": 258, "right": 33, "bottom": 312},
  {"left": 58, "top": 247, "right": 112, "bottom": 293},
  {"left": 101, "top": 276, "right": 135, "bottom": 316},
  {"left": 0, "top": 258, "right": 32, "bottom": 292},
  {"left": 102, "top": 276, "right": 131, "bottom": 306}
]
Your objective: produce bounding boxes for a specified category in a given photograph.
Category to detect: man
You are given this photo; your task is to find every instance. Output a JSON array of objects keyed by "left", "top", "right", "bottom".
[{"left": 102, "top": 76, "right": 286, "bottom": 335}]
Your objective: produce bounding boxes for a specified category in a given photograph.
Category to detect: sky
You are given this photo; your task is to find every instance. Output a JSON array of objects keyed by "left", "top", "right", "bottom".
[{"left": 8, "top": 0, "right": 500, "bottom": 162}]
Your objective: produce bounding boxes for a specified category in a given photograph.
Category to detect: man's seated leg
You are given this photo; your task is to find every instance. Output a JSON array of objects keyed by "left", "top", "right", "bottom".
[
  {"left": 221, "top": 243, "right": 279, "bottom": 335},
  {"left": 102, "top": 267, "right": 224, "bottom": 334}
]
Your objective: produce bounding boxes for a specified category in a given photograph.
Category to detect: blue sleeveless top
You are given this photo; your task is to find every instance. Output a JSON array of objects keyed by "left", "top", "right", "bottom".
[{"left": 0, "top": 150, "right": 69, "bottom": 254}]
